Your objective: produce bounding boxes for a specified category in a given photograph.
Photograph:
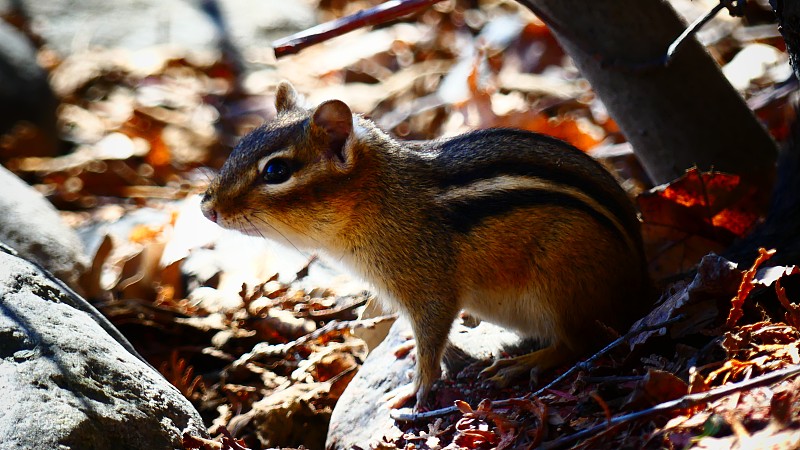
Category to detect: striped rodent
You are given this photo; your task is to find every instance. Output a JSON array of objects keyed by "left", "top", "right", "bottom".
[{"left": 201, "top": 81, "right": 652, "bottom": 407}]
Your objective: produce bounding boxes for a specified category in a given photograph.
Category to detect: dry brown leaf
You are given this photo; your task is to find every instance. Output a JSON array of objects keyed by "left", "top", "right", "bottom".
[
  {"left": 625, "top": 369, "right": 689, "bottom": 410},
  {"left": 727, "top": 248, "right": 776, "bottom": 328},
  {"left": 629, "top": 254, "right": 741, "bottom": 349}
]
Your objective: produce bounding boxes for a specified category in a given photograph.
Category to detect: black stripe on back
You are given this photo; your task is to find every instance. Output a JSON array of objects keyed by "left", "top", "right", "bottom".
[
  {"left": 442, "top": 189, "right": 629, "bottom": 247},
  {"left": 436, "top": 130, "right": 640, "bottom": 241},
  {"left": 440, "top": 162, "right": 640, "bottom": 241}
]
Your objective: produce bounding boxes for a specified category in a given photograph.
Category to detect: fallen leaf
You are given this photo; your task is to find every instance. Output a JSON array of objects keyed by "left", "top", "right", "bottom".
[{"left": 727, "top": 248, "right": 776, "bottom": 328}]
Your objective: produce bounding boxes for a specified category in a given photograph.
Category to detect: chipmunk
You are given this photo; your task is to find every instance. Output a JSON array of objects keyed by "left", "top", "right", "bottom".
[{"left": 201, "top": 81, "right": 651, "bottom": 408}]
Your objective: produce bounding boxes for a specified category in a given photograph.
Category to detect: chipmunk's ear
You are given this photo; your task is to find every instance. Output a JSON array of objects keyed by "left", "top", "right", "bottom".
[
  {"left": 311, "top": 100, "right": 353, "bottom": 167},
  {"left": 275, "top": 81, "right": 299, "bottom": 113}
]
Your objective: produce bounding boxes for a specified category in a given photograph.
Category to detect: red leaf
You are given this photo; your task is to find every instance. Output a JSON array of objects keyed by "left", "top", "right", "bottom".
[{"left": 640, "top": 169, "right": 765, "bottom": 279}]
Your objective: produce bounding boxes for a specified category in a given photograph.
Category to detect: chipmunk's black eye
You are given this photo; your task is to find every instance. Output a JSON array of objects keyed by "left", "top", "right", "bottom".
[{"left": 262, "top": 159, "right": 292, "bottom": 184}]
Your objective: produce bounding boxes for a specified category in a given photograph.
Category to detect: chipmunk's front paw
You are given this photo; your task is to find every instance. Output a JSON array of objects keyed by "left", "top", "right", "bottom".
[
  {"left": 381, "top": 380, "right": 435, "bottom": 412},
  {"left": 381, "top": 383, "right": 418, "bottom": 410}
]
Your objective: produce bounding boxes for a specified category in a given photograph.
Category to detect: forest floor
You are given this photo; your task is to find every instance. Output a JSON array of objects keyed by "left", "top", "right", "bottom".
[{"left": 2, "top": 0, "right": 800, "bottom": 448}]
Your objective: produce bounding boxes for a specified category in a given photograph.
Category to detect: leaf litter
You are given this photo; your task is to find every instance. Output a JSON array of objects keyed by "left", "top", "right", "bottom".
[{"left": 1, "top": 0, "right": 799, "bottom": 448}]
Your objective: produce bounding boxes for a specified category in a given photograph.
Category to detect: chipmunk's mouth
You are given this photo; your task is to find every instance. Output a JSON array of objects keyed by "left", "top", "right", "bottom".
[
  {"left": 206, "top": 205, "right": 312, "bottom": 251},
  {"left": 215, "top": 214, "right": 264, "bottom": 238}
]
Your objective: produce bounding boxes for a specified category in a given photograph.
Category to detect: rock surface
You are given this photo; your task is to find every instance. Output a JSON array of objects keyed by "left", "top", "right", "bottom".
[
  {"left": 0, "top": 165, "right": 88, "bottom": 288},
  {"left": 0, "top": 249, "right": 207, "bottom": 449},
  {"left": 326, "top": 317, "right": 524, "bottom": 450},
  {"left": 0, "top": 0, "right": 315, "bottom": 57}
]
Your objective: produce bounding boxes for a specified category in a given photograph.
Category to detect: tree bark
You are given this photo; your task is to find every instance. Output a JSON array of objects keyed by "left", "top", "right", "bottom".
[
  {"left": 773, "top": 0, "right": 800, "bottom": 80},
  {"left": 521, "top": 0, "right": 777, "bottom": 192},
  {"left": 724, "top": 0, "right": 800, "bottom": 266}
]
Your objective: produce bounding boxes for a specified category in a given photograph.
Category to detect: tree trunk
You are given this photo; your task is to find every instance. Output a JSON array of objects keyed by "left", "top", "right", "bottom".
[
  {"left": 773, "top": 0, "right": 800, "bottom": 80},
  {"left": 520, "top": 0, "right": 777, "bottom": 193},
  {"left": 724, "top": 0, "right": 800, "bottom": 266}
]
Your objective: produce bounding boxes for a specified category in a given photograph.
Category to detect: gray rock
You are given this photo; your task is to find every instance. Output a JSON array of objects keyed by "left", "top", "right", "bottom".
[
  {"left": 326, "top": 317, "right": 524, "bottom": 450},
  {"left": 0, "top": 0, "right": 315, "bottom": 57},
  {"left": 0, "top": 165, "right": 88, "bottom": 289},
  {"left": 0, "top": 249, "right": 207, "bottom": 449}
]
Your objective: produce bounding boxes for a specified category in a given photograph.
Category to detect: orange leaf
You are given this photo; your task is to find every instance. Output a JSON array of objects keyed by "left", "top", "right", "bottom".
[
  {"left": 776, "top": 278, "right": 800, "bottom": 329},
  {"left": 640, "top": 168, "right": 760, "bottom": 242},
  {"left": 727, "top": 248, "right": 776, "bottom": 328},
  {"left": 129, "top": 223, "right": 164, "bottom": 243},
  {"left": 640, "top": 169, "right": 765, "bottom": 279},
  {"left": 455, "top": 399, "right": 474, "bottom": 414}
]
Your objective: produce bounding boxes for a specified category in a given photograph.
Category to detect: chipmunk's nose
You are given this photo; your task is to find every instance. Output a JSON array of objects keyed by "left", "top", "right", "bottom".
[
  {"left": 200, "top": 195, "right": 218, "bottom": 223},
  {"left": 203, "top": 207, "right": 218, "bottom": 223}
]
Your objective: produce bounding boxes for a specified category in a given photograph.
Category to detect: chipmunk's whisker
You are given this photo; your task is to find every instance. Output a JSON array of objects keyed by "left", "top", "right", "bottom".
[
  {"left": 255, "top": 211, "right": 321, "bottom": 246},
  {"left": 248, "top": 214, "right": 304, "bottom": 255}
]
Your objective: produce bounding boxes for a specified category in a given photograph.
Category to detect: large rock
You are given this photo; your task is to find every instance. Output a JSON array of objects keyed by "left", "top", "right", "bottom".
[
  {"left": 0, "top": 165, "right": 88, "bottom": 288},
  {"left": 326, "top": 317, "right": 524, "bottom": 450},
  {"left": 0, "top": 249, "right": 207, "bottom": 449}
]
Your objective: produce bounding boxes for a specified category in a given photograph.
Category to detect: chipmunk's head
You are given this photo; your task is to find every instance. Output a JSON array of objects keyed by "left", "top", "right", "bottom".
[{"left": 201, "top": 81, "right": 375, "bottom": 248}]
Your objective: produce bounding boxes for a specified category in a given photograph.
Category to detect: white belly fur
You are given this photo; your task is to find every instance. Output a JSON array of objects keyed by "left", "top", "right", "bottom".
[{"left": 461, "top": 287, "right": 557, "bottom": 344}]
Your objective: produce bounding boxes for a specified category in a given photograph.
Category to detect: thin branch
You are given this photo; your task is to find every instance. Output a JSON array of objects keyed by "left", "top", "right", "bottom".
[
  {"left": 267, "top": 0, "right": 741, "bottom": 80},
  {"left": 391, "top": 315, "right": 684, "bottom": 422},
  {"left": 231, "top": 313, "right": 397, "bottom": 368},
  {"left": 542, "top": 363, "right": 800, "bottom": 449},
  {"left": 272, "top": 0, "right": 444, "bottom": 58},
  {"left": 664, "top": 3, "right": 726, "bottom": 66},
  {"left": 272, "top": 0, "right": 738, "bottom": 72},
  {"left": 519, "top": 0, "right": 728, "bottom": 72},
  {"left": 531, "top": 315, "right": 685, "bottom": 398}
]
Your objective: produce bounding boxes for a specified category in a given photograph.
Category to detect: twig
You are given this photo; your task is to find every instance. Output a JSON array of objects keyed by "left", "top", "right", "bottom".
[
  {"left": 272, "top": 0, "right": 739, "bottom": 72},
  {"left": 541, "top": 363, "right": 800, "bottom": 449},
  {"left": 231, "top": 313, "right": 398, "bottom": 368},
  {"left": 306, "top": 292, "right": 371, "bottom": 321},
  {"left": 519, "top": 0, "right": 731, "bottom": 73},
  {"left": 582, "top": 375, "right": 643, "bottom": 383},
  {"left": 531, "top": 315, "right": 685, "bottom": 398},
  {"left": 664, "top": 2, "right": 725, "bottom": 66},
  {"left": 391, "top": 315, "right": 684, "bottom": 422},
  {"left": 569, "top": 421, "right": 628, "bottom": 450},
  {"left": 272, "top": 0, "right": 444, "bottom": 58}
]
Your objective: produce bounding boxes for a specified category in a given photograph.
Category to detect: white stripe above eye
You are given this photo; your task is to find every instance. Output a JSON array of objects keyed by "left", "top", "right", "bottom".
[
  {"left": 256, "top": 148, "right": 294, "bottom": 174},
  {"left": 437, "top": 174, "right": 635, "bottom": 253}
]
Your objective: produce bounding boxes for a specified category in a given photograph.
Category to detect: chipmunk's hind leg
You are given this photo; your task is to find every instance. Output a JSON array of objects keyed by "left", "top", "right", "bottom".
[{"left": 480, "top": 342, "right": 577, "bottom": 388}]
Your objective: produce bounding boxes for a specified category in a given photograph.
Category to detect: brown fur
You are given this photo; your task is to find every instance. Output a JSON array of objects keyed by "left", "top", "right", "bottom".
[{"left": 202, "top": 82, "right": 652, "bottom": 407}]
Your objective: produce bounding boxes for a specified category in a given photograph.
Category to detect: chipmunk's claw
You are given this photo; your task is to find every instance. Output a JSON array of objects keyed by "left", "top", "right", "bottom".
[
  {"left": 381, "top": 378, "right": 435, "bottom": 412},
  {"left": 481, "top": 357, "right": 538, "bottom": 388},
  {"left": 480, "top": 345, "right": 572, "bottom": 388},
  {"left": 381, "top": 383, "right": 417, "bottom": 410}
]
